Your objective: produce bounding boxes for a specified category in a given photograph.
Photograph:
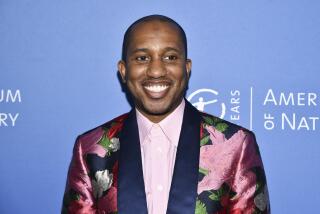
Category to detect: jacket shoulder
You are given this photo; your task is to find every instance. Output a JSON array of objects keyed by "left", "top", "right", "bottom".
[
  {"left": 199, "top": 111, "right": 252, "bottom": 139},
  {"left": 80, "top": 113, "right": 128, "bottom": 137},
  {"left": 74, "top": 113, "right": 129, "bottom": 156}
]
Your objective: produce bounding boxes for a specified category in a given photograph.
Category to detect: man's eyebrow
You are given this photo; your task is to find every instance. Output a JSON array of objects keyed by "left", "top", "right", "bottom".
[
  {"left": 130, "top": 48, "right": 149, "bottom": 54},
  {"left": 129, "top": 47, "right": 183, "bottom": 55},
  {"left": 163, "top": 47, "right": 182, "bottom": 53}
]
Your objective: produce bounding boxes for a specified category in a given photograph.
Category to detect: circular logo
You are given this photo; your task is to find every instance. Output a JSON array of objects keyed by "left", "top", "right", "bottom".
[{"left": 187, "top": 88, "right": 226, "bottom": 118}]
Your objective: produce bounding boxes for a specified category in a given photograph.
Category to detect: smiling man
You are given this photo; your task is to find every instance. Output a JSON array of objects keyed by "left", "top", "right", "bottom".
[
  {"left": 118, "top": 17, "right": 191, "bottom": 122},
  {"left": 62, "top": 15, "right": 270, "bottom": 214}
]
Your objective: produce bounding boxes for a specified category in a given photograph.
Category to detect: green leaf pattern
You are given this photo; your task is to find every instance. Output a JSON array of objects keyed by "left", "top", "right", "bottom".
[
  {"left": 215, "top": 123, "right": 228, "bottom": 132},
  {"left": 200, "top": 135, "right": 210, "bottom": 146},
  {"left": 208, "top": 186, "right": 225, "bottom": 201},
  {"left": 199, "top": 167, "right": 209, "bottom": 175},
  {"left": 98, "top": 134, "right": 112, "bottom": 150},
  {"left": 195, "top": 199, "right": 208, "bottom": 214},
  {"left": 97, "top": 125, "right": 120, "bottom": 156},
  {"left": 202, "top": 116, "right": 228, "bottom": 134}
]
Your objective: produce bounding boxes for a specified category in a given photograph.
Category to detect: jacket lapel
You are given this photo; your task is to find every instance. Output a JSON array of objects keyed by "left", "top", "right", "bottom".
[
  {"left": 118, "top": 109, "right": 148, "bottom": 214},
  {"left": 118, "top": 100, "right": 201, "bottom": 214},
  {"left": 166, "top": 100, "right": 201, "bottom": 214}
]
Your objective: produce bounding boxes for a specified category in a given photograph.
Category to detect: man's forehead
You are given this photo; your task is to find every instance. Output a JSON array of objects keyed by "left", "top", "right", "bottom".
[
  {"left": 127, "top": 21, "right": 184, "bottom": 50},
  {"left": 130, "top": 20, "right": 182, "bottom": 38},
  {"left": 121, "top": 15, "right": 188, "bottom": 60}
]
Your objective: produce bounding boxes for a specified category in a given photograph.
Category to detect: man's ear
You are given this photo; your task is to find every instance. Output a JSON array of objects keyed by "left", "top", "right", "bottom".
[
  {"left": 186, "top": 59, "right": 192, "bottom": 78},
  {"left": 118, "top": 60, "right": 127, "bottom": 83}
]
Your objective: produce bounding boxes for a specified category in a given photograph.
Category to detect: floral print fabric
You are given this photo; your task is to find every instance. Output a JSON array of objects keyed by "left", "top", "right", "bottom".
[
  {"left": 196, "top": 115, "right": 269, "bottom": 213},
  {"left": 62, "top": 112, "right": 270, "bottom": 214}
]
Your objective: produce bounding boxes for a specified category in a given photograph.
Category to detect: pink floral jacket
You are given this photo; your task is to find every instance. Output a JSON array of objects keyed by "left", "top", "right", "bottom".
[{"left": 62, "top": 101, "right": 270, "bottom": 214}]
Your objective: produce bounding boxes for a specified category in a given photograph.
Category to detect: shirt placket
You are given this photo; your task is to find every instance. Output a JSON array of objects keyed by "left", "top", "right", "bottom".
[{"left": 150, "top": 124, "right": 169, "bottom": 214}]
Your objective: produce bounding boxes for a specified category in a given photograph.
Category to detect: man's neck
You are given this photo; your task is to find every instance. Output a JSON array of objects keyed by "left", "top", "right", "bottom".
[{"left": 136, "top": 98, "right": 185, "bottom": 123}]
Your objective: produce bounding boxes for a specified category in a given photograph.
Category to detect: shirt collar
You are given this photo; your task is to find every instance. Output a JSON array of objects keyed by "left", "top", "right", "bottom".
[{"left": 136, "top": 99, "right": 185, "bottom": 147}]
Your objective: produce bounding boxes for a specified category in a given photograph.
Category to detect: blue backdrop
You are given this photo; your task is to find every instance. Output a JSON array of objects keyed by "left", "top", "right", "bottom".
[{"left": 1, "top": 0, "right": 319, "bottom": 213}]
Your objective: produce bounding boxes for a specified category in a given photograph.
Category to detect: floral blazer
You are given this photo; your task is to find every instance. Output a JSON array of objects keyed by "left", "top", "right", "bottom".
[{"left": 62, "top": 100, "right": 270, "bottom": 214}]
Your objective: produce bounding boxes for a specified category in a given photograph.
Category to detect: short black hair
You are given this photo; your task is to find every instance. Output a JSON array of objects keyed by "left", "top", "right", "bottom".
[{"left": 121, "top": 14, "right": 188, "bottom": 61}]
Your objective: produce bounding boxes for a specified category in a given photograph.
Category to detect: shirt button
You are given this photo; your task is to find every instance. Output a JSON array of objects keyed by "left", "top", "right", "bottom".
[
  {"left": 157, "top": 147, "right": 163, "bottom": 153},
  {"left": 157, "top": 185, "right": 163, "bottom": 191}
]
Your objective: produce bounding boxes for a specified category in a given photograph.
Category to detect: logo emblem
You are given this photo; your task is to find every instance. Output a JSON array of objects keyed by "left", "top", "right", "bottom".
[{"left": 187, "top": 88, "right": 226, "bottom": 118}]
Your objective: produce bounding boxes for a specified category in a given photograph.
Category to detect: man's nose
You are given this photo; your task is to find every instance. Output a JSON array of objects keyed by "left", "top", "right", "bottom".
[{"left": 146, "top": 58, "right": 166, "bottom": 78}]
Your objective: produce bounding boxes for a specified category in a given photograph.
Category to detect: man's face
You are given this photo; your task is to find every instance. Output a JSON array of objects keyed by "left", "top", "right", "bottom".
[{"left": 118, "top": 21, "right": 191, "bottom": 122}]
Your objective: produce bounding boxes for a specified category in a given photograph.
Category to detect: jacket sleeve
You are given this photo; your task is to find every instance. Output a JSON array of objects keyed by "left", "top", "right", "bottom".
[
  {"left": 62, "top": 137, "right": 97, "bottom": 214},
  {"left": 229, "top": 131, "right": 270, "bottom": 214}
]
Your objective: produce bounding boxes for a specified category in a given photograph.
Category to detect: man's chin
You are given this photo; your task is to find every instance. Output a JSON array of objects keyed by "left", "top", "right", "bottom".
[
  {"left": 142, "top": 106, "right": 171, "bottom": 116},
  {"left": 137, "top": 101, "right": 171, "bottom": 116},
  {"left": 140, "top": 99, "right": 182, "bottom": 116}
]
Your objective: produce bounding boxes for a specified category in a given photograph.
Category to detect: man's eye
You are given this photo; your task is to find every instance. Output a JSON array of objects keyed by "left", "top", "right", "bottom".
[
  {"left": 164, "top": 55, "right": 178, "bottom": 61},
  {"left": 136, "top": 56, "right": 149, "bottom": 61}
]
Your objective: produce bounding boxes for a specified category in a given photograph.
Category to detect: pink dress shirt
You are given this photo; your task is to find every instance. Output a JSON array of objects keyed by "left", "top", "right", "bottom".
[{"left": 136, "top": 99, "right": 185, "bottom": 214}]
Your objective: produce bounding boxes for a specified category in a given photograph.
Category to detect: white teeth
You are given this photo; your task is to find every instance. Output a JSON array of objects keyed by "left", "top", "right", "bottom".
[{"left": 144, "top": 85, "right": 169, "bottom": 93}]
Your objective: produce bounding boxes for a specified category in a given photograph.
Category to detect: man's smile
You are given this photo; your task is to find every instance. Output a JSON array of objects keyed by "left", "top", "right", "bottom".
[
  {"left": 144, "top": 84, "right": 169, "bottom": 93},
  {"left": 142, "top": 81, "right": 171, "bottom": 99}
]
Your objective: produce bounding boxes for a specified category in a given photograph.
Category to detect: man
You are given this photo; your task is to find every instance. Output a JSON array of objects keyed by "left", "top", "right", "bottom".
[{"left": 62, "top": 15, "right": 270, "bottom": 214}]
